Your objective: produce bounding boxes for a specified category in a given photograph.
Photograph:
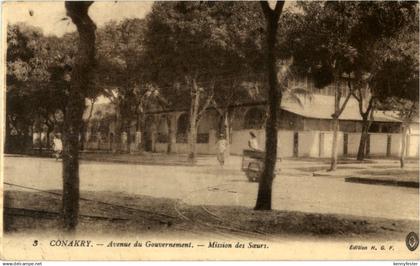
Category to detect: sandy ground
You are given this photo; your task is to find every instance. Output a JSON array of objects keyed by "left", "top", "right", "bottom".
[
  {"left": 3, "top": 155, "right": 419, "bottom": 240},
  {"left": 4, "top": 156, "right": 419, "bottom": 220},
  {"left": 4, "top": 190, "right": 418, "bottom": 241}
]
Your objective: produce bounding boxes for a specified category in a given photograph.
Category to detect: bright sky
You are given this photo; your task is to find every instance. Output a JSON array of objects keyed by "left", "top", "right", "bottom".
[{"left": 4, "top": 1, "right": 154, "bottom": 36}]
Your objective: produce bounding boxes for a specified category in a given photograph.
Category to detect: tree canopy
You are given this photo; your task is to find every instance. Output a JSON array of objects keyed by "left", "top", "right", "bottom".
[
  {"left": 279, "top": 1, "right": 418, "bottom": 90},
  {"left": 144, "top": 2, "right": 267, "bottom": 109}
]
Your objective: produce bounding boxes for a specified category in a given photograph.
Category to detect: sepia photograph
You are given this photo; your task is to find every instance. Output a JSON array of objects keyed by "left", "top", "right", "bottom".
[{"left": 2, "top": 0, "right": 419, "bottom": 261}]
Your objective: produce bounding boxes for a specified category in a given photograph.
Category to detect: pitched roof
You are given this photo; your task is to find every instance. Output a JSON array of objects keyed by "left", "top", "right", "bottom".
[
  {"left": 280, "top": 94, "right": 402, "bottom": 122},
  {"left": 84, "top": 94, "right": 403, "bottom": 123}
]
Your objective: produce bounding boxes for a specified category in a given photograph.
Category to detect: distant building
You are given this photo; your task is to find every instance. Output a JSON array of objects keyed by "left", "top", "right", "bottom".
[{"left": 81, "top": 77, "right": 419, "bottom": 158}]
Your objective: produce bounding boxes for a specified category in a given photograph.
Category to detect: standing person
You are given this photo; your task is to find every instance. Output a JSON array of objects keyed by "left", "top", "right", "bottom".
[
  {"left": 216, "top": 134, "right": 227, "bottom": 167},
  {"left": 52, "top": 134, "right": 63, "bottom": 161},
  {"left": 248, "top": 131, "right": 260, "bottom": 151}
]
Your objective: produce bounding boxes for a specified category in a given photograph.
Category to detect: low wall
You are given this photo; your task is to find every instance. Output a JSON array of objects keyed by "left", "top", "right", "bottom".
[
  {"left": 81, "top": 131, "right": 419, "bottom": 158},
  {"left": 278, "top": 131, "right": 294, "bottom": 157},
  {"left": 369, "top": 134, "right": 388, "bottom": 156},
  {"left": 230, "top": 130, "right": 294, "bottom": 158},
  {"left": 389, "top": 134, "right": 401, "bottom": 156},
  {"left": 155, "top": 143, "right": 214, "bottom": 155},
  {"left": 298, "top": 131, "right": 319, "bottom": 157},
  {"left": 319, "top": 131, "right": 344, "bottom": 158},
  {"left": 407, "top": 134, "right": 419, "bottom": 157},
  {"left": 347, "top": 133, "right": 361, "bottom": 156},
  {"left": 230, "top": 129, "right": 264, "bottom": 156}
]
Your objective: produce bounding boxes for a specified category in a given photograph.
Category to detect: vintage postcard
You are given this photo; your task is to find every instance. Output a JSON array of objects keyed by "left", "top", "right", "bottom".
[{"left": 1, "top": 0, "right": 419, "bottom": 261}]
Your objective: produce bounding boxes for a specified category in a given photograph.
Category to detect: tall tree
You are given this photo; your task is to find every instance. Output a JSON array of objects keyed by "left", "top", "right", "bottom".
[
  {"left": 62, "top": 1, "right": 96, "bottom": 231},
  {"left": 212, "top": 78, "right": 266, "bottom": 156},
  {"left": 375, "top": 55, "right": 419, "bottom": 168},
  {"left": 96, "top": 18, "right": 148, "bottom": 152},
  {"left": 351, "top": 75, "right": 375, "bottom": 161},
  {"left": 284, "top": 2, "right": 418, "bottom": 165},
  {"left": 6, "top": 24, "right": 46, "bottom": 152},
  {"left": 254, "top": 1, "right": 285, "bottom": 211},
  {"left": 145, "top": 2, "right": 266, "bottom": 161},
  {"left": 6, "top": 23, "right": 100, "bottom": 154},
  {"left": 346, "top": 1, "right": 418, "bottom": 160},
  {"left": 281, "top": 2, "right": 375, "bottom": 171}
]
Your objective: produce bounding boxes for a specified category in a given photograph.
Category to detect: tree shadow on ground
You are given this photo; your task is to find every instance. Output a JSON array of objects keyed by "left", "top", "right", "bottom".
[{"left": 4, "top": 190, "right": 418, "bottom": 241}]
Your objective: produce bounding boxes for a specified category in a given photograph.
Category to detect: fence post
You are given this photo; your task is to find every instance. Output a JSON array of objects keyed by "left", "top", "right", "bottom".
[
  {"left": 343, "top": 133, "right": 348, "bottom": 157},
  {"left": 366, "top": 134, "right": 370, "bottom": 157},
  {"left": 319, "top": 132, "right": 324, "bottom": 157},
  {"left": 293, "top": 131, "right": 299, "bottom": 157},
  {"left": 386, "top": 134, "right": 391, "bottom": 157}
]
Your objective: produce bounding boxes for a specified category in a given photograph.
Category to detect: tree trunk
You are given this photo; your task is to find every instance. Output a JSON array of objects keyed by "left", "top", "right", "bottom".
[
  {"left": 113, "top": 113, "right": 121, "bottom": 152},
  {"left": 126, "top": 121, "right": 131, "bottom": 153},
  {"left": 121, "top": 118, "right": 128, "bottom": 153},
  {"left": 167, "top": 116, "right": 174, "bottom": 153},
  {"left": 5, "top": 116, "right": 11, "bottom": 153},
  {"left": 20, "top": 126, "right": 29, "bottom": 153},
  {"left": 188, "top": 124, "right": 197, "bottom": 162},
  {"left": 400, "top": 124, "right": 408, "bottom": 168},
  {"left": 79, "top": 124, "right": 86, "bottom": 151},
  {"left": 31, "top": 124, "right": 35, "bottom": 151},
  {"left": 328, "top": 79, "right": 352, "bottom": 172},
  {"left": 188, "top": 77, "right": 200, "bottom": 162},
  {"left": 136, "top": 111, "right": 140, "bottom": 132},
  {"left": 135, "top": 110, "right": 141, "bottom": 152},
  {"left": 80, "top": 99, "right": 95, "bottom": 151},
  {"left": 224, "top": 114, "right": 231, "bottom": 158},
  {"left": 46, "top": 124, "right": 53, "bottom": 151},
  {"left": 329, "top": 118, "right": 339, "bottom": 171},
  {"left": 63, "top": 1, "right": 95, "bottom": 232},
  {"left": 139, "top": 113, "right": 146, "bottom": 152},
  {"left": 357, "top": 116, "right": 369, "bottom": 161},
  {"left": 255, "top": 1, "right": 284, "bottom": 211},
  {"left": 151, "top": 129, "right": 156, "bottom": 153},
  {"left": 34, "top": 116, "right": 42, "bottom": 154},
  {"left": 39, "top": 133, "right": 43, "bottom": 154}
]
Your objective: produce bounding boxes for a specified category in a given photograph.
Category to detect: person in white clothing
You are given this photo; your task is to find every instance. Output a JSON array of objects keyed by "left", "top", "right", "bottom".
[
  {"left": 216, "top": 134, "right": 227, "bottom": 167},
  {"left": 52, "top": 134, "right": 63, "bottom": 161},
  {"left": 248, "top": 131, "right": 259, "bottom": 151}
]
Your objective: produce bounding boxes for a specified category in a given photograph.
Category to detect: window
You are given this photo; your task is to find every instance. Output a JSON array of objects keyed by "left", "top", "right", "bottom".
[
  {"left": 369, "top": 123, "right": 380, "bottom": 133},
  {"left": 380, "top": 124, "right": 400, "bottom": 133},
  {"left": 339, "top": 121, "right": 358, "bottom": 132}
]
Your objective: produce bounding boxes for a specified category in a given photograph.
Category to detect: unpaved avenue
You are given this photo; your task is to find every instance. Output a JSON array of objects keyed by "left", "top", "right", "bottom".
[{"left": 3, "top": 156, "right": 419, "bottom": 221}]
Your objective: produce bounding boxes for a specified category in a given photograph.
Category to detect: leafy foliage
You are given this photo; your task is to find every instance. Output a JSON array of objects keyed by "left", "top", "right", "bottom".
[
  {"left": 6, "top": 22, "right": 103, "bottom": 147},
  {"left": 144, "top": 1, "right": 266, "bottom": 109},
  {"left": 279, "top": 1, "right": 418, "bottom": 91}
]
